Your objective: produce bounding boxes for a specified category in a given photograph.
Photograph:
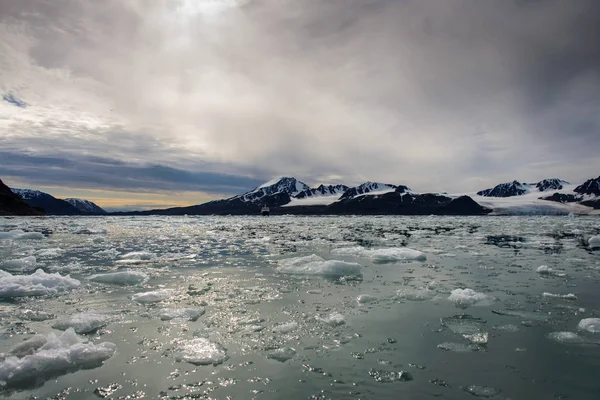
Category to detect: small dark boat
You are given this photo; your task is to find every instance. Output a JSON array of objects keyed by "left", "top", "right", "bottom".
[{"left": 261, "top": 206, "right": 270, "bottom": 216}]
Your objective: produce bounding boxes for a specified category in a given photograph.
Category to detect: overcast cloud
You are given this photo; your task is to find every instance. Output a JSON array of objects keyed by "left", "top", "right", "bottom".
[{"left": 1, "top": 0, "right": 599, "bottom": 202}]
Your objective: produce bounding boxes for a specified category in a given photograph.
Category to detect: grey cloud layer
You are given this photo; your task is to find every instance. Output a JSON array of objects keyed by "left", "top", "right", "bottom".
[{"left": 0, "top": 0, "right": 599, "bottom": 193}]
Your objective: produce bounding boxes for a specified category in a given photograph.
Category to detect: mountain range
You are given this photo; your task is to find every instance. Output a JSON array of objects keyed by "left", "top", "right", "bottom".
[
  {"left": 0, "top": 179, "right": 45, "bottom": 216},
  {"left": 6, "top": 188, "right": 106, "bottom": 216},
  {"left": 1, "top": 175, "right": 599, "bottom": 216}
]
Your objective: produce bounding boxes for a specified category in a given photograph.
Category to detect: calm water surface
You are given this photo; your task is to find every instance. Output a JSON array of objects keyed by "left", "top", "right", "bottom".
[{"left": 0, "top": 216, "right": 599, "bottom": 399}]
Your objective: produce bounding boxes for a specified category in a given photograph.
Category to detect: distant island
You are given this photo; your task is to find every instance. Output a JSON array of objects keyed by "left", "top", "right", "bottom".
[{"left": 2, "top": 175, "right": 599, "bottom": 217}]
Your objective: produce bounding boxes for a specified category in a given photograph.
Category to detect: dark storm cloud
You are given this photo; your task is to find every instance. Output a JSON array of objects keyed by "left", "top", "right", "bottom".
[
  {"left": 0, "top": 0, "right": 599, "bottom": 194},
  {"left": 0, "top": 151, "right": 264, "bottom": 194}
]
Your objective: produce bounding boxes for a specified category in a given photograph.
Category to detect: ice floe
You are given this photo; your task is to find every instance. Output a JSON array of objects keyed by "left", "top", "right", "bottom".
[
  {"left": 0, "top": 328, "right": 115, "bottom": 388},
  {"left": 463, "top": 385, "right": 500, "bottom": 397},
  {"left": 35, "top": 248, "right": 65, "bottom": 257},
  {"left": 363, "top": 248, "right": 426, "bottom": 263},
  {"left": 542, "top": 292, "right": 577, "bottom": 300},
  {"left": 317, "top": 312, "right": 346, "bottom": 326},
  {"left": 578, "top": 318, "right": 600, "bottom": 333},
  {"left": 441, "top": 315, "right": 488, "bottom": 344},
  {"left": 0, "top": 256, "right": 37, "bottom": 272},
  {"left": 277, "top": 254, "right": 362, "bottom": 277},
  {"left": 89, "top": 271, "right": 148, "bottom": 286},
  {"left": 159, "top": 308, "right": 205, "bottom": 321},
  {"left": 357, "top": 294, "right": 377, "bottom": 304},
  {"left": 332, "top": 246, "right": 426, "bottom": 262},
  {"left": 396, "top": 287, "right": 436, "bottom": 301},
  {"left": 0, "top": 269, "right": 80, "bottom": 298},
  {"left": 267, "top": 347, "right": 296, "bottom": 362},
  {"left": 132, "top": 289, "right": 174, "bottom": 304},
  {"left": 272, "top": 321, "right": 298, "bottom": 334},
  {"left": 437, "top": 342, "right": 481, "bottom": 352},
  {"left": 589, "top": 235, "right": 600, "bottom": 248},
  {"left": 120, "top": 251, "right": 155, "bottom": 260},
  {"left": 0, "top": 230, "right": 44, "bottom": 240},
  {"left": 174, "top": 338, "right": 227, "bottom": 365},
  {"left": 448, "top": 288, "right": 488, "bottom": 308},
  {"left": 536, "top": 265, "right": 566, "bottom": 277},
  {"left": 547, "top": 331, "right": 585, "bottom": 344},
  {"left": 52, "top": 313, "right": 110, "bottom": 334}
]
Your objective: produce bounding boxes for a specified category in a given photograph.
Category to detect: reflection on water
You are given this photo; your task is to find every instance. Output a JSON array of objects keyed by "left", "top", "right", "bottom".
[{"left": 0, "top": 215, "right": 599, "bottom": 399}]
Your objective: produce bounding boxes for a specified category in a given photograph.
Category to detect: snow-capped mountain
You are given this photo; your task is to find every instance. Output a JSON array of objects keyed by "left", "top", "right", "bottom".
[
  {"left": 236, "top": 177, "right": 310, "bottom": 204},
  {"left": 574, "top": 176, "right": 600, "bottom": 196},
  {"left": 339, "top": 182, "right": 397, "bottom": 200},
  {"left": 0, "top": 180, "right": 45, "bottom": 216},
  {"left": 11, "top": 188, "right": 81, "bottom": 215},
  {"left": 477, "top": 179, "right": 568, "bottom": 197},
  {"left": 295, "top": 184, "right": 349, "bottom": 199},
  {"left": 64, "top": 198, "right": 107, "bottom": 214},
  {"left": 11, "top": 188, "right": 46, "bottom": 200},
  {"left": 10, "top": 188, "right": 105, "bottom": 215}
]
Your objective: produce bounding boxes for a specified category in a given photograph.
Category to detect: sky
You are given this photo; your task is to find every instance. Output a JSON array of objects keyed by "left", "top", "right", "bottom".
[{"left": 1, "top": 0, "right": 599, "bottom": 211}]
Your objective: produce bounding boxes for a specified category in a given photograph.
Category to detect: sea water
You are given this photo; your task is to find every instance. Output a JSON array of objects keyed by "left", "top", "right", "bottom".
[{"left": 0, "top": 215, "right": 599, "bottom": 399}]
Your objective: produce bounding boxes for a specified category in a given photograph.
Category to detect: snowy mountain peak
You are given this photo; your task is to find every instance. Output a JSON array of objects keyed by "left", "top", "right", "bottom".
[
  {"left": 64, "top": 198, "right": 107, "bottom": 214},
  {"left": 535, "top": 178, "right": 568, "bottom": 192},
  {"left": 253, "top": 177, "right": 310, "bottom": 196},
  {"left": 294, "top": 184, "right": 350, "bottom": 199},
  {"left": 478, "top": 178, "right": 570, "bottom": 197},
  {"left": 574, "top": 175, "right": 600, "bottom": 196},
  {"left": 11, "top": 188, "right": 46, "bottom": 200},
  {"left": 477, "top": 181, "right": 528, "bottom": 197},
  {"left": 339, "top": 182, "right": 397, "bottom": 200},
  {"left": 237, "top": 177, "right": 310, "bottom": 205}
]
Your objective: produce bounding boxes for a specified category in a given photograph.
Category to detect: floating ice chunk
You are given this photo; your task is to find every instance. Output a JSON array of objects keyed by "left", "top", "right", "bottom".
[
  {"left": 0, "top": 269, "right": 80, "bottom": 298},
  {"left": 273, "top": 321, "right": 298, "bottom": 334},
  {"left": 159, "top": 308, "right": 205, "bottom": 321},
  {"left": 357, "top": 294, "right": 377, "bottom": 304},
  {"left": 547, "top": 331, "right": 584, "bottom": 344},
  {"left": 132, "top": 289, "right": 173, "bottom": 304},
  {"left": 589, "top": 235, "right": 600, "bottom": 248},
  {"left": 317, "top": 312, "right": 345, "bottom": 326},
  {"left": 536, "top": 265, "right": 552, "bottom": 274},
  {"left": 174, "top": 338, "right": 227, "bottom": 365},
  {"left": 578, "top": 318, "right": 600, "bottom": 333},
  {"left": 448, "top": 289, "right": 488, "bottom": 308},
  {"left": 368, "top": 368, "right": 412, "bottom": 382},
  {"left": 94, "top": 248, "right": 119, "bottom": 259},
  {"left": 0, "top": 230, "right": 44, "bottom": 240},
  {"left": 36, "top": 248, "right": 65, "bottom": 257},
  {"left": 441, "top": 315, "right": 486, "bottom": 336},
  {"left": 52, "top": 313, "right": 110, "bottom": 334},
  {"left": 0, "top": 328, "right": 115, "bottom": 388},
  {"left": 89, "top": 271, "right": 148, "bottom": 286},
  {"left": 267, "top": 347, "right": 296, "bottom": 362},
  {"left": 494, "top": 324, "right": 519, "bottom": 333},
  {"left": 491, "top": 309, "right": 548, "bottom": 321},
  {"left": 437, "top": 342, "right": 481, "bottom": 352},
  {"left": 19, "top": 309, "right": 55, "bottom": 322},
  {"left": 120, "top": 251, "right": 155, "bottom": 260},
  {"left": 8, "top": 335, "right": 48, "bottom": 357},
  {"left": 463, "top": 385, "right": 500, "bottom": 397},
  {"left": 362, "top": 248, "right": 426, "bottom": 263},
  {"left": 543, "top": 292, "right": 577, "bottom": 300},
  {"left": 332, "top": 246, "right": 425, "bottom": 262},
  {"left": 463, "top": 332, "right": 488, "bottom": 344},
  {"left": 396, "top": 287, "right": 435, "bottom": 301},
  {"left": 1, "top": 256, "right": 37, "bottom": 272},
  {"left": 277, "top": 254, "right": 362, "bottom": 277},
  {"left": 331, "top": 246, "right": 365, "bottom": 256},
  {"left": 536, "top": 265, "right": 565, "bottom": 276}
]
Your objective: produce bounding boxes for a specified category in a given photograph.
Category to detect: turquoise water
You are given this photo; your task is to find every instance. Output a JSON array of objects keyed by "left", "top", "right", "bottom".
[{"left": 0, "top": 216, "right": 599, "bottom": 399}]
